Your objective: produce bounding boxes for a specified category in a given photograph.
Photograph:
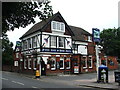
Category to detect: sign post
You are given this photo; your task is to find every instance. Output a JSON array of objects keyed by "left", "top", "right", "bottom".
[{"left": 92, "top": 28, "right": 100, "bottom": 82}]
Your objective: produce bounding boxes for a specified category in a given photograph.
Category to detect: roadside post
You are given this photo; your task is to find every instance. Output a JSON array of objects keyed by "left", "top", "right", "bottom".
[
  {"left": 36, "top": 70, "right": 40, "bottom": 79},
  {"left": 92, "top": 28, "right": 100, "bottom": 82}
]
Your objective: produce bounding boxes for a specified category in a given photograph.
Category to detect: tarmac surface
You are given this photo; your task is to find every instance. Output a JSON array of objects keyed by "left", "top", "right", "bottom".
[{"left": 9, "top": 70, "right": 120, "bottom": 90}]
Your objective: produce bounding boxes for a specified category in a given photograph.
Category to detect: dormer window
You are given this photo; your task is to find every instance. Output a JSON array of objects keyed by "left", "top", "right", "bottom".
[{"left": 51, "top": 21, "right": 65, "bottom": 32}]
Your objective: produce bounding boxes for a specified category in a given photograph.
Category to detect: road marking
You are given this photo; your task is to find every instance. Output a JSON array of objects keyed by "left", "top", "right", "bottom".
[
  {"left": 12, "top": 81, "right": 24, "bottom": 85},
  {"left": 0, "top": 78, "right": 8, "bottom": 80},
  {"left": 32, "top": 86, "right": 38, "bottom": 88}
]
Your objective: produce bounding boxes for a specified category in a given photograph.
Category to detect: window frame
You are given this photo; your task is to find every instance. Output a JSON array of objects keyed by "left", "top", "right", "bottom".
[
  {"left": 51, "top": 57, "right": 56, "bottom": 70},
  {"left": 58, "top": 37, "right": 64, "bottom": 48},
  {"left": 33, "top": 58, "right": 37, "bottom": 70},
  {"left": 82, "top": 56, "right": 87, "bottom": 69},
  {"left": 51, "top": 21, "right": 65, "bottom": 32},
  {"left": 66, "top": 58, "right": 70, "bottom": 69},
  {"left": 28, "top": 38, "right": 32, "bottom": 49},
  {"left": 24, "top": 59, "right": 27, "bottom": 69},
  {"left": 32, "top": 36, "right": 37, "bottom": 48},
  {"left": 88, "top": 56, "right": 93, "bottom": 68},
  {"left": 51, "top": 36, "right": 56, "bottom": 48},
  {"left": 16, "top": 53, "right": 19, "bottom": 58},
  {"left": 28, "top": 58, "right": 32, "bottom": 69},
  {"left": 59, "top": 57, "right": 64, "bottom": 69}
]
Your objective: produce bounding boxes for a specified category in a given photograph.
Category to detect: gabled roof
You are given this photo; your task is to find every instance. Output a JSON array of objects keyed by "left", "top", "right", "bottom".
[
  {"left": 69, "top": 25, "right": 91, "bottom": 41},
  {"left": 20, "top": 12, "right": 74, "bottom": 39}
]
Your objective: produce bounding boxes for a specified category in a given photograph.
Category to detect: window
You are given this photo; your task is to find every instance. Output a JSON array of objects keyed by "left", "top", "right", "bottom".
[
  {"left": 51, "top": 36, "right": 56, "bottom": 47},
  {"left": 57, "top": 22, "right": 60, "bottom": 30},
  {"left": 32, "top": 36, "right": 37, "bottom": 48},
  {"left": 14, "top": 61, "right": 18, "bottom": 66},
  {"left": 23, "top": 40, "right": 27, "bottom": 50},
  {"left": 51, "top": 21, "right": 65, "bottom": 32},
  {"left": 61, "top": 23, "right": 65, "bottom": 31},
  {"left": 16, "top": 53, "right": 19, "bottom": 58},
  {"left": 28, "top": 38, "right": 32, "bottom": 48},
  {"left": 88, "top": 56, "right": 92, "bottom": 68},
  {"left": 28, "top": 58, "right": 31, "bottom": 69},
  {"left": 82, "top": 56, "right": 87, "bottom": 69},
  {"left": 60, "top": 57, "right": 64, "bottom": 69},
  {"left": 59, "top": 37, "right": 64, "bottom": 48},
  {"left": 24, "top": 59, "right": 27, "bottom": 69},
  {"left": 88, "top": 36, "right": 92, "bottom": 42},
  {"left": 33, "top": 58, "right": 37, "bottom": 70},
  {"left": 66, "top": 58, "right": 70, "bottom": 69},
  {"left": 51, "top": 57, "right": 56, "bottom": 70}
]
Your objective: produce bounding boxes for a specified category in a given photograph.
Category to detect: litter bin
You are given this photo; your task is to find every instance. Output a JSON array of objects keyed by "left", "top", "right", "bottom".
[
  {"left": 114, "top": 70, "right": 120, "bottom": 85},
  {"left": 98, "top": 65, "right": 108, "bottom": 83}
]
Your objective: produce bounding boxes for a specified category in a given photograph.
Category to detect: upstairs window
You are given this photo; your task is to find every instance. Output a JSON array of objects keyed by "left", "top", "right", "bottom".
[
  {"left": 59, "top": 37, "right": 64, "bottom": 48},
  {"left": 32, "top": 36, "right": 37, "bottom": 48},
  {"left": 23, "top": 40, "right": 27, "bottom": 50},
  {"left": 51, "top": 21, "right": 65, "bottom": 32},
  {"left": 51, "top": 36, "right": 56, "bottom": 47},
  {"left": 28, "top": 38, "right": 32, "bottom": 49}
]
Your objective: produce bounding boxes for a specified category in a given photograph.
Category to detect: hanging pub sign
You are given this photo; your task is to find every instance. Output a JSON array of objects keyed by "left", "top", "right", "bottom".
[
  {"left": 92, "top": 28, "right": 100, "bottom": 43},
  {"left": 16, "top": 41, "right": 21, "bottom": 47}
]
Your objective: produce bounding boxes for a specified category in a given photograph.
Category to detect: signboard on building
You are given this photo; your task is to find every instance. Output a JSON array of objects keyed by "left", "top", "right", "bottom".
[{"left": 92, "top": 28, "right": 100, "bottom": 43}]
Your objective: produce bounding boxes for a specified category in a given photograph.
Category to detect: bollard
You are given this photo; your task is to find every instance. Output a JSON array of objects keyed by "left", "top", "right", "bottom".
[{"left": 36, "top": 70, "right": 40, "bottom": 79}]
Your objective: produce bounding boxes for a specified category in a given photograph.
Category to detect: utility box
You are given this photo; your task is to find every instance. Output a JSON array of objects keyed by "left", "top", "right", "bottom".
[
  {"left": 98, "top": 65, "right": 108, "bottom": 83},
  {"left": 114, "top": 70, "right": 120, "bottom": 85}
]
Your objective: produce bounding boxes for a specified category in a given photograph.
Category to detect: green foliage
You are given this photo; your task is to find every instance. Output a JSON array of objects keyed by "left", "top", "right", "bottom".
[
  {"left": 100, "top": 27, "right": 120, "bottom": 58},
  {"left": 2, "top": 1, "right": 53, "bottom": 33},
  {"left": 2, "top": 33, "right": 14, "bottom": 65}
]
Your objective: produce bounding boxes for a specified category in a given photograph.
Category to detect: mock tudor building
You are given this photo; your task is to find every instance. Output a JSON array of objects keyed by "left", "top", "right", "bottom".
[
  {"left": 17, "top": 12, "right": 73, "bottom": 75},
  {"left": 14, "top": 12, "right": 118, "bottom": 75}
]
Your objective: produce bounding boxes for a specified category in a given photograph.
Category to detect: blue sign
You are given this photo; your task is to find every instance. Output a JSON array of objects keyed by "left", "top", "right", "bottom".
[{"left": 92, "top": 28, "right": 100, "bottom": 42}]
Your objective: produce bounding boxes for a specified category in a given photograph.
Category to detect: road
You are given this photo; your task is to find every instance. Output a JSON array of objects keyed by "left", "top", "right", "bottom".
[{"left": 1, "top": 71, "right": 100, "bottom": 90}]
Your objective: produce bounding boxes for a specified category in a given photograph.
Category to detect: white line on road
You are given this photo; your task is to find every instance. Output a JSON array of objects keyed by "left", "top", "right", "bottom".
[
  {"left": 32, "top": 86, "right": 38, "bottom": 88},
  {"left": 12, "top": 81, "right": 24, "bottom": 85},
  {"left": 0, "top": 78, "right": 8, "bottom": 80}
]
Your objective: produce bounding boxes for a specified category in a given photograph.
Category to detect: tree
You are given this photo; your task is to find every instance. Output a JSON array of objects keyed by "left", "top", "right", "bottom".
[
  {"left": 2, "top": 33, "right": 14, "bottom": 65},
  {"left": 2, "top": 1, "right": 53, "bottom": 65},
  {"left": 100, "top": 27, "right": 120, "bottom": 58},
  {"left": 2, "top": 1, "right": 53, "bottom": 34}
]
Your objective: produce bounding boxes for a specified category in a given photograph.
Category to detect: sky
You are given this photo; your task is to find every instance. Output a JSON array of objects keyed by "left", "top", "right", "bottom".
[{"left": 6, "top": 0, "right": 120, "bottom": 48}]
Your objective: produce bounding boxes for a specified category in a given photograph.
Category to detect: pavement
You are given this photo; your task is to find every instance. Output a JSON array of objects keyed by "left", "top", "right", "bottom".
[{"left": 3, "top": 70, "right": 120, "bottom": 90}]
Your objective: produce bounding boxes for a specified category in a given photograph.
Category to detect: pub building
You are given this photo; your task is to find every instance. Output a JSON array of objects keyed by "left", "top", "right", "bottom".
[{"left": 14, "top": 12, "right": 118, "bottom": 75}]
